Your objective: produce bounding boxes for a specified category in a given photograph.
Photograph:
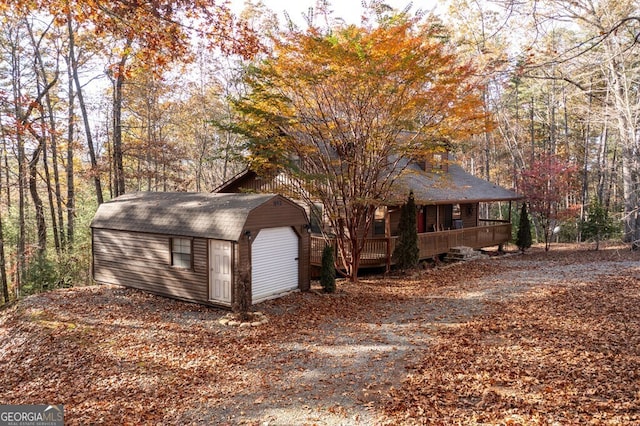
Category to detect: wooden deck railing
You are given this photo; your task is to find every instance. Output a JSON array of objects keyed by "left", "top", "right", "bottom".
[{"left": 310, "top": 222, "right": 512, "bottom": 268}]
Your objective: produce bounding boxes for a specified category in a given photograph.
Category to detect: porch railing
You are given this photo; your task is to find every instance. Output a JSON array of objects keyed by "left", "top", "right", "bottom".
[{"left": 310, "top": 222, "right": 512, "bottom": 268}]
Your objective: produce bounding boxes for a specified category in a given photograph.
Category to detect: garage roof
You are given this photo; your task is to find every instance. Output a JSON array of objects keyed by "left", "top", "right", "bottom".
[{"left": 91, "top": 192, "right": 287, "bottom": 241}]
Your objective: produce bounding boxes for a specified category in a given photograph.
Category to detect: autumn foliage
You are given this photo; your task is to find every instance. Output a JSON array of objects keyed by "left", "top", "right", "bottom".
[
  {"left": 519, "top": 153, "right": 580, "bottom": 250},
  {"left": 24, "top": 0, "right": 261, "bottom": 62},
  {"left": 1, "top": 245, "right": 637, "bottom": 424},
  {"left": 233, "top": 14, "right": 487, "bottom": 281}
]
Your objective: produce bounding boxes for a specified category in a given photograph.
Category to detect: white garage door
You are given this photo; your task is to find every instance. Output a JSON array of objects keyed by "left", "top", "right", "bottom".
[{"left": 252, "top": 227, "right": 299, "bottom": 303}]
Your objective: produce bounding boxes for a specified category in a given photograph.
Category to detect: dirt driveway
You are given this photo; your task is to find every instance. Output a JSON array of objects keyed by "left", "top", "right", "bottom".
[{"left": 1, "top": 243, "right": 638, "bottom": 425}]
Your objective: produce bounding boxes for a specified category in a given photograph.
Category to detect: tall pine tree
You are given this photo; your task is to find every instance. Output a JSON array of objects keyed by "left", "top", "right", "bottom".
[
  {"left": 516, "top": 202, "right": 532, "bottom": 252},
  {"left": 393, "top": 191, "right": 419, "bottom": 270}
]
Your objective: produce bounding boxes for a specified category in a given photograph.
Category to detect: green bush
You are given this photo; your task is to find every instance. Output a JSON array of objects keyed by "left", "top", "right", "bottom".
[
  {"left": 393, "top": 191, "right": 419, "bottom": 270},
  {"left": 20, "top": 254, "right": 60, "bottom": 296},
  {"left": 581, "top": 198, "right": 620, "bottom": 250},
  {"left": 320, "top": 244, "right": 336, "bottom": 293},
  {"left": 516, "top": 202, "right": 532, "bottom": 252}
]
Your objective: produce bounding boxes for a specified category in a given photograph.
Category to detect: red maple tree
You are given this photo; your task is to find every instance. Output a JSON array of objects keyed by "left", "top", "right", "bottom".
[{"left": 519, "top": 153, "right": 580, "bottom": 251}]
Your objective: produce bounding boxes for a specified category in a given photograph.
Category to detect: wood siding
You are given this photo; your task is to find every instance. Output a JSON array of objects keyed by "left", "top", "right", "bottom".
[
  {"left": 92, "top": 193, "right": 311, "bottom": 308},
  {"left": 93, "top": 229, "right": 209, "bottom": 303},
  {"left": 460, "top": 203, "right": 478, "bottom": 228}
]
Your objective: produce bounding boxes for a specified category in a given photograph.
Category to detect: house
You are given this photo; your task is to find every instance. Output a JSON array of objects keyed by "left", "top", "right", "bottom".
[
  {"left": 91, "top": 192, "right": 310, "bottom": 307},
  {"left": 215, "top": 149, "right": 522, "bottom": 271}
]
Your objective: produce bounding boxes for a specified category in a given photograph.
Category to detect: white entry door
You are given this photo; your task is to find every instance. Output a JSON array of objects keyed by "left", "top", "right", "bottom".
[
  {"left": 251, "top": 227, "right": 299, "bottom": 303},
  {"left": 209, "top": 240, "right": 232, "bottom": 304}
]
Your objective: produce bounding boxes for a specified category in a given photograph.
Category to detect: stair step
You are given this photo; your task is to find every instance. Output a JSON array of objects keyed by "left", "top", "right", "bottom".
[{"left": 444, "top": 246, "right": 487, "bottom": 262}]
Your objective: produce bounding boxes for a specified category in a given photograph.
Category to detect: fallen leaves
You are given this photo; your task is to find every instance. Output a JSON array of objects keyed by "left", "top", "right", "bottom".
[
  {"left": 0, "top": 243, "right": 638, "bottom": 424},
  {"left": 385, "top": 249, "right": 640, "bottom": 425}
]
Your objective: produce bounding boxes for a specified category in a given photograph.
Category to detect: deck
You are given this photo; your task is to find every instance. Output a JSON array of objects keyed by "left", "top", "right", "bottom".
[{"left": 310, "top": 221, "right": 511, "bottom": 269}]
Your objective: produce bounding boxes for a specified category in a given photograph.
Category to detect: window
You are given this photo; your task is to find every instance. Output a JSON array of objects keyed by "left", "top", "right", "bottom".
[
  {"left": 432, "top": 153, "right": 443, "bottom": 170},
  {"left": 309, "top": 203, "right": 323, "bottom": 234},
  {"left": 373, "top": 207, "right": 386, "bottom": 236},
  {"left": 452, "top": 204, "right": 461, "bottom": 219},
  {"left": 171, "top": 238, "right": 192, "bottom": 269}
]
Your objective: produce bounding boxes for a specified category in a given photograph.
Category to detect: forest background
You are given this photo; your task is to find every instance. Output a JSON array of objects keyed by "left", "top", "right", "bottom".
[{"left": 0, "top": 0, "right": 637, "bottom": 303}]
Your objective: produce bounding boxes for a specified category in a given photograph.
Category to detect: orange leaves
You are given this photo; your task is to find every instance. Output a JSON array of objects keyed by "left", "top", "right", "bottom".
[
  {"left": 28, "top": 0, "right": 261, "bottom": 72},
  {"left": 385, "top": 246, "right": 640, "bottom": 424},
  {"left": 242, "top": 15, "right": 487, "bottom": 167}
]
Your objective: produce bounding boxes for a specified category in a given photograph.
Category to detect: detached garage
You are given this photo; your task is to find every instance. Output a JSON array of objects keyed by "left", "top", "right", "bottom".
[{"left": 91, "top": 192, "right": 310, "bottom": 308}]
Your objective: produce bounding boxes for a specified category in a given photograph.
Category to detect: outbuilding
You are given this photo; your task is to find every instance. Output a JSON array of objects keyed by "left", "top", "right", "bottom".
[{"left": 91, "top": 192, "right": 310, "bottom": 308}]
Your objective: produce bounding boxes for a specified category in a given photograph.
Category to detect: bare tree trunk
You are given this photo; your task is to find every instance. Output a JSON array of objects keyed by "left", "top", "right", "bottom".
[
  {"left": 10, "top": 35, "right": 26, "bottom": 295},
  {"left": 66, "top": 51, "right": 75, "bottom": 248},
  {"left": 41, "top": 125, "right": 60, "bottom": 254},
  {"left": 0, "top": 137, "right": 9, "bottom": 303},
  {"left": 607, "top": 57, "right": 640, "bottom": 243},
  {"left": 28, "top": 22, "right": 63, "bottom": 254},
  {"left": 481, "top": 86, "right": 492, "bottom": 225},
  {"left": 530, "top": 96, "right": 535, "bottom": 165},
  {"left": 0, "top": 208, "right": 8, "bottom": 304},
  {"left": 597, "top": 130, "right": 609, "bottom": 206},
  {"left": 28, "top": 142, "right": 47, "bottom": 256},
  {"left": 579, "top": 84, "right": 593, "bottom": 242},
  {"left": 24, "top": 24, "right": 57, "bottom": 258},
  {"left": 2, "top": 132, "right": 8, "bottom": 208},
  {"left": 621, "top": 146, "right": 640, "bottom": 243},
  {"left": 67, "top": 11, "right": 103, "bottom": 204},
  {"left": 111, "top": 42, "right": 131, "bottom": 197}
]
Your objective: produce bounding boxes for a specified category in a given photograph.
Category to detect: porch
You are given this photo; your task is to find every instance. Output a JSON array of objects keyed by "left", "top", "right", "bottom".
[{"left": 310, "top": 221, "right": 511, "bottom": 269}]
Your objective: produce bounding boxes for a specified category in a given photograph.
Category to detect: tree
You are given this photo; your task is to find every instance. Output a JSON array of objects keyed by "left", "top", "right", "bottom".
[
  {"left": 581, "top": 197, "right": 618, "bottom": 250},
  {"left": 0, "top": 167, "right": 8, "bottom": 304},
  {"left": 506, "top": 0, "right": 639, "bottom": 246},
  {"left": 516, "top": 202, "right": 532, "bottom": 252},
  {"left": 320, "top": 244, "right": 336, "bottom": 293},
  {"left": 65, "top": 9, "right": 104, "bottom": 205},
  {"left": 520, "top": 153, "right": 579, "bottom": 251},
  {"left": 233, "top": 12, "right": 486, "bottom": 281},
  {"left": 393, "top": 191, "right": 419, "bottom": 270},
  {"left": 30, "top": 0, "right": 261, "bottom": 198}
]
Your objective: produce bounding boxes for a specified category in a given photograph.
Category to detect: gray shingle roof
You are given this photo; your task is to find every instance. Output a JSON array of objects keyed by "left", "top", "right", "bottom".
[
  {"left": 91, "top": 192, "right": 281, "bottom": 241},
  {"left": 391, "top": 162, "right": 522, "bottom": 205}
]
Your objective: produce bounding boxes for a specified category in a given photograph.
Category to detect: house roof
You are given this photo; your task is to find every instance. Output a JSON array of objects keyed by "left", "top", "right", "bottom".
[
  {"left": 391, "top": 161, "right": 522, "bottom": 205},
  {"left": 213, "top": 169, "right": 257, "bottom": 193},
  {"left": 91, "top": 192, "right": 288, "bottom": 241},
  {"left": 216, "top": 163, "right": 521, "bottom": 206}
]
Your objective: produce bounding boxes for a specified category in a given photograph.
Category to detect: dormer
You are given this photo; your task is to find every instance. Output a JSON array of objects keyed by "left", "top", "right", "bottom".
[
  {"left": 414, "top": 149, "right": 449, "bottom": 173},
  {"left": 427, "top": 151, "right": 449, "bottom": 172}
]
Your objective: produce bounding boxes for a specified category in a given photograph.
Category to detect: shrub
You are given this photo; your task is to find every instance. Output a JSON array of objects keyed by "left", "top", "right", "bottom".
[
  {"left": 393, "top": 191, "right": 419, "bottom": 270},
  {"left": 320, "top": 244, "right": 336, "bottom": 293},
  {"left": 516, "top": 202, "right": 532, "bottom": 252},
  {"left": 581, "top": 198, "right": 620, "bottom": 250}
]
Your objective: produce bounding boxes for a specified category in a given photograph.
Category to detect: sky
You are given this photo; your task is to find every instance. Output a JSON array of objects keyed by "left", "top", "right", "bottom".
[{"left": 229, "top": 0, "right": 444, "bottom": 26}]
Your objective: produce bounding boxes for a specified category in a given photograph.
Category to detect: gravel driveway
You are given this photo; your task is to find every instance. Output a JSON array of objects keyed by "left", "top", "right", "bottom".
[{"left": 179, "top": 244, "right": 639, "bottom": 425}]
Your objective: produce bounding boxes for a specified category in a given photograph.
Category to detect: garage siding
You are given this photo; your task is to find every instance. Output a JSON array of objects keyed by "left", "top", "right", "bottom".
[
  {"left": 92, "top": 192, "right": 310, "bottom": 308},
  {"left": 92, "top": 228, "right": 209, "bottom": 302}
]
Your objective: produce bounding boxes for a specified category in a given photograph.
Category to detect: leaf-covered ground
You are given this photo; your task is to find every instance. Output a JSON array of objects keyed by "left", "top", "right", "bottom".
[{"left": 0, "top": 243, "right": 638, "bottom": 425}]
